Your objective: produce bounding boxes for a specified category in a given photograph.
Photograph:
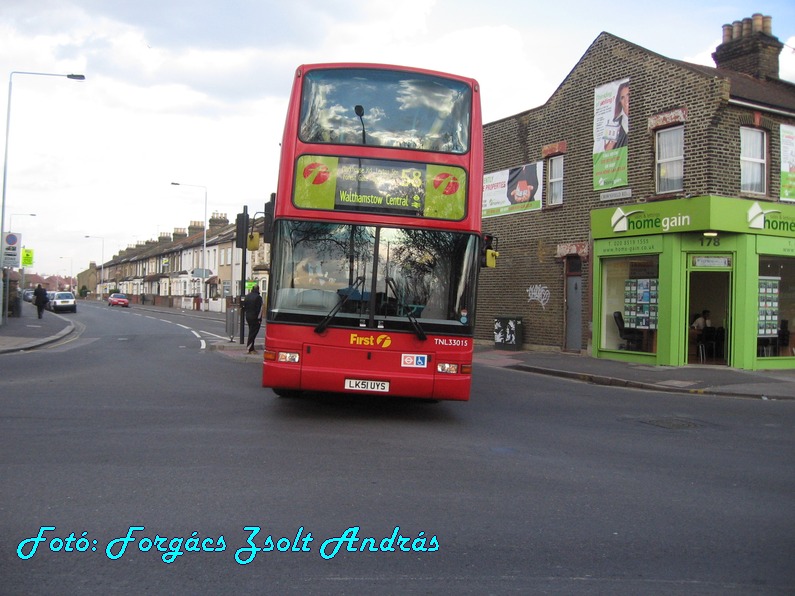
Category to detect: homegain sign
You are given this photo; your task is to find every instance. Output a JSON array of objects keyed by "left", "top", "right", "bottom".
[
  {"left": 610, "top": 207, "right": 691, "bottom": 233},
  {"left": 748, "top": 201, "right": 795, "bottom": 233},
  {"left": 593, "top": 196, "right": 795, "bottom": 240}
]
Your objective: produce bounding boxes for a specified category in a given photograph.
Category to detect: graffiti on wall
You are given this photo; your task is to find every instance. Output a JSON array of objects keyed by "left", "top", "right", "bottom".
[{"left": 527, "top": 284, "right": 551, "bottom": 309}]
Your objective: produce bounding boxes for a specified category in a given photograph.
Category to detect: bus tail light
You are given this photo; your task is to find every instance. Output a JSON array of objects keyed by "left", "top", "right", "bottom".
[
  {"left": 436, "top": 362, "right": 473, "bottom": 375},
  {"left": 265, "top": 350, "right": 300, "bottom": 363}
]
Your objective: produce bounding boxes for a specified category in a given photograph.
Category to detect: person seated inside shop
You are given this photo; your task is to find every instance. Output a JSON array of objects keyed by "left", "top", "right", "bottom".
[
  {"left": 688, "top": 309, "right": 710, "bottom": 357},
  {"left": 690, "top": 310, "right": 711, "bottom": 335},
  {"left": 690, "top": 309, "right": 727, "bottom": 359}
]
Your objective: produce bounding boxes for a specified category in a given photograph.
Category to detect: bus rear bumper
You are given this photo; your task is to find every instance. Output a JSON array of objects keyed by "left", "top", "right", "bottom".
[{"left": 262, "top": 362, "right": 470, "bottom": 401}]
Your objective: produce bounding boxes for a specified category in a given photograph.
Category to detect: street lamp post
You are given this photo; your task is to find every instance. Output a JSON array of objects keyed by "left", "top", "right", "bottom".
[
  {"left": 0, "top": 70, "right": 85, "bottom": 325},
  {"left": 59, "top": 256, "right": 74, "bottom": 291},
  {"left": 85, "top": 235, "right": 105, "bottom": 299},
  {"left": 7, "top": 212, "right": 36, "bottom": 232},
  {"left": 171, "top": 182, "right": 208, "bottom": 311}
]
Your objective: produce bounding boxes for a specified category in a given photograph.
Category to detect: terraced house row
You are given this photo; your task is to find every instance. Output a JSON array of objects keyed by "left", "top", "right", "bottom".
[{"left": 76, "top": 214, "right": 270, "bottom": 312}]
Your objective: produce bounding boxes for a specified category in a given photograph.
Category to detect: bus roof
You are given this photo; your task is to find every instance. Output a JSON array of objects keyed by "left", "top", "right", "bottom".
[{"left": 294, "top": 62, "right": 480, "bottom": 88}]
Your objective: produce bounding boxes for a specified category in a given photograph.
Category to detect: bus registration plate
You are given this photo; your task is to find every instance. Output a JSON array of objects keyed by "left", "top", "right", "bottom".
[{"left": 344, "top": 379, "right": 390, "bottom": 392}]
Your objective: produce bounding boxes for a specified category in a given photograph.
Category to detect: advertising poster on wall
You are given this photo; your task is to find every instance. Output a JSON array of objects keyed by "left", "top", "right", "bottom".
[
  {"left": 482, "top": 161, "right": 543, "bottom": 218},
  {"left": 593, "top": 78, "right": 630, "bottom": 191},
  {"left": 781, "top": 124, "right": 795, "bottom": 201}
]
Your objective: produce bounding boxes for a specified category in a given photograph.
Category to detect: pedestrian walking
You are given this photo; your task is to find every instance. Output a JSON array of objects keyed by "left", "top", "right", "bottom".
[
  {"left": 243, "top": 285, "right": 264, "bottom": 353},
  {"left": 33, "top": 284, "right": 48, "bottom": 319}
]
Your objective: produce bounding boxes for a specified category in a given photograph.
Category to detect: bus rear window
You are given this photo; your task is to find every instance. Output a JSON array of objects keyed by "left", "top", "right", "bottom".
[{"left": 299, "top": 68, "right": 471, "bottom": 154}]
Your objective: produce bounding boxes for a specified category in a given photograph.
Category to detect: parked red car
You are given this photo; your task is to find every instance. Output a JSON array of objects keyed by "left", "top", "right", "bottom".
[{"left": 108, "top": 293, "right": 130, "bottom": 307}]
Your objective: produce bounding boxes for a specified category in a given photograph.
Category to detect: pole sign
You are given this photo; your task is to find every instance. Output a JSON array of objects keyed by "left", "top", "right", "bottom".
[
  {"left": 21, "top": 248, "right": 34, "bottom": 267},
  {"left": 2, "top": 232, "right": 21, "bottom": 267}
]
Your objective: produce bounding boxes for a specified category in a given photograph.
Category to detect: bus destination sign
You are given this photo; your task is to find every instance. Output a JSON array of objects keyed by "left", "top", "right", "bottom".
[{"left": 294, "top": 155, "right": 467, "bottom": 221}]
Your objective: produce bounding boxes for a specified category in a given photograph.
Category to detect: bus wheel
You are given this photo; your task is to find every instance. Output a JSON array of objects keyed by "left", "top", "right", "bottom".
[{"left": 273, "top": 388, "right": 301, "bottom": 398}]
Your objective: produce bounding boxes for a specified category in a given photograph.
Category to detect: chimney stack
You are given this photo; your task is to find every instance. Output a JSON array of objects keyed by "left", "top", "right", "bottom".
[
  {"left": 188, "top": 220, "right": 204, "bottom": 237},
  {"left": 712, "top": 13, "right": 783, "bottom": 80},
  {"left": 209, "top": 212, "right": 229, "bottom": 232}
]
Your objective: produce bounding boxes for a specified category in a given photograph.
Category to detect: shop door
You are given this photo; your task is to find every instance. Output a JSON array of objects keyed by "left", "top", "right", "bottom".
[
  {"left": 565, "top": 257, "right": 583, "bottom": 351},
  {"left": 687, "top": 270, "right": 731, "bottom": 365}
]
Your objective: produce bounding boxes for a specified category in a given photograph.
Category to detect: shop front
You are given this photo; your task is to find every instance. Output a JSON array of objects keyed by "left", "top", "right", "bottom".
[{"left": 591, "top": 196, "right": 795, "bottom": 370}]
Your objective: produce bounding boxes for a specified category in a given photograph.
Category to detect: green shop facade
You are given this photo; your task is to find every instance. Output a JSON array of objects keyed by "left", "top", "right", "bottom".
[{"left": 591, "top": 196, "right": 795, "bottom": 370}]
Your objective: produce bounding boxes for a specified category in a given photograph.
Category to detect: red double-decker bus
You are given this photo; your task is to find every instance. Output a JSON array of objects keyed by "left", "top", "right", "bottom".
[{"left": 262, "top": 63, "right": 484, "bottom": 401}]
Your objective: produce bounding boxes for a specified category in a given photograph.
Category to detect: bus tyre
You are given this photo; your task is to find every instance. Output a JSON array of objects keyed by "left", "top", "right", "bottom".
[{"left": 273, "top": 388, "right": 301, "bottom": 398}]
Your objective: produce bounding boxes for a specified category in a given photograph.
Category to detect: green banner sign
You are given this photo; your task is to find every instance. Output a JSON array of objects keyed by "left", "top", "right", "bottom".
[
  {"left": 592, "top": 196, "right": 795, "bottom": 239},
  {"left": 592, "top": 79, "right": 630, "bottom": 191}
]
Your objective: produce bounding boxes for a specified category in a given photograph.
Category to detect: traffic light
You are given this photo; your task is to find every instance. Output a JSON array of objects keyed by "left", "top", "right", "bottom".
[
  {"left": 235, "top": 211, "right": 249, "bottom": 249},
  {"left": 481, "top": 233, "right": 499, "bottom": 268},
  {"left": 261, "top": 193, "right": 274, "bottom": 244}
]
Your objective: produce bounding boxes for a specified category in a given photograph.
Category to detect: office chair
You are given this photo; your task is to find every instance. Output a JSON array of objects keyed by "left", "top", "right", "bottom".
[
  {"left": 698, "top": 326, "right": 718, "bottom": 362},
  {"left": 613, "top": 311, "right": 643, "bottom": 351}
]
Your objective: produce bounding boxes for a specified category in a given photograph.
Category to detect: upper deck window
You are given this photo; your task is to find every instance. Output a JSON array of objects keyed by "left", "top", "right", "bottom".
[
  {"left": 740, "top": 127, "right": 767, "bottom": 195},
  {"left": 299, "top": 68, "right": 471, "bottom": 154}
]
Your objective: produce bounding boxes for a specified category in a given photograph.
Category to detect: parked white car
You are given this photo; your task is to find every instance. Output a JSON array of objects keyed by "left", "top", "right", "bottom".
[{"left": 50, "top": 291, "right": 77, "bottom": 313}]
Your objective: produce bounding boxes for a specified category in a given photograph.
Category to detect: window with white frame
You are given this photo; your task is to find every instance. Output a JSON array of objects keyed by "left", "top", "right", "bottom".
[
  {"left": 656, "top": 126, "right": 683, "bottom": 193},
  {"left": 547, "top": 155, "right": 564, "bottom": 205},
  {"left": 740, "top": 127, "right": 767, "bottom": 194}
]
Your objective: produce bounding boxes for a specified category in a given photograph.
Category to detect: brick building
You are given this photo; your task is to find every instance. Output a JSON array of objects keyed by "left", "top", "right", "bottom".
[{"left": 479, "top": 14, "right": 795, "bottom": 370}]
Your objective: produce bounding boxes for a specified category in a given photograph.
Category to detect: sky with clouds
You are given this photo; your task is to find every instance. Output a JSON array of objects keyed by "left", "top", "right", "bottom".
[{"left": 1, "top": 0, "right": 794, "bottom": 278}]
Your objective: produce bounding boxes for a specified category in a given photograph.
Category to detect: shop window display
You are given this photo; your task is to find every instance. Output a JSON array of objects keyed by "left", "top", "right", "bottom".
[
  {"left": 758, "top": 257, "right": 795, "bottom": 357},
  {"left": 601, "top": 256, "right": 659, "bottom": 353}
]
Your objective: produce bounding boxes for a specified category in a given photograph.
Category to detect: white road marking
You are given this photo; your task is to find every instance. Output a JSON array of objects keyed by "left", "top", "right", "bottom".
[
  {"left": 88, "top": 302, "right": 214, "bottom": 351},
  {"left": 201, "top": 330, "right": 228, "bottom": 340}
]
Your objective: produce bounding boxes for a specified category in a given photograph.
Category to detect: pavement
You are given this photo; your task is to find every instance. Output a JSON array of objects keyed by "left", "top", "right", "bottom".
[
  {"left": 2, "top": 300, "right": 794, "bottom": 400},
  {"left": 0, "top": 301, "right": 78, "bottom": 353}
]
